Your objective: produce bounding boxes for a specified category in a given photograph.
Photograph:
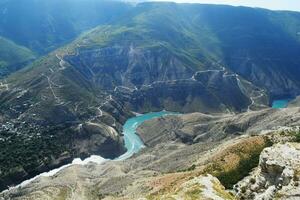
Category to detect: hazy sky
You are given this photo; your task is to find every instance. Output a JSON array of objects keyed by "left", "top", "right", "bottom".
[{"left": 152, "top": 0, "right": 300, "bottom": 11}]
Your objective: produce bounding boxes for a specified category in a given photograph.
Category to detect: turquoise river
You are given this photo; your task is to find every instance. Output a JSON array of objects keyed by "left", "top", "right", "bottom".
[
  {"left": 116, "top": 111, "right": 176, "bottom": 160},
  {"left": 3, "top": 111, "right": 176, "bottom": 191},
  {"left": 272, "top": 99, "right": 292, "bottom": 109}
]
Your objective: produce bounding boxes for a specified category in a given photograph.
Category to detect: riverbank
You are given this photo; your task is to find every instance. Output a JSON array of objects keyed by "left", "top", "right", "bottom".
[{"left": 0, "top": 111, "right": 176, "bottom": 194}]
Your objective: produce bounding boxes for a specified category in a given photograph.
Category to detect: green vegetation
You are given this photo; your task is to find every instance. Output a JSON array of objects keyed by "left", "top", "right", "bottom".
[
  {"left": 1, "top": 1, "right": 300, "bottom": 78},
  {"left": 212, "top": 180, "right": 235, "bottom": 200},
  {"left": 184, "top": 185, "right": 203, "bottom": 199},
  {"left": 216, "top": 151, "right": 261, "bottom": 189},
  {"left": 292, "top": 130, "right": 300, "bottom": 142},
  {"left": 0, "top": 0, "right": 131, "bottom": 54},
  {"left": 1, "top": 0, "right": 300, "bottom": 192},
  {"left": 177, "top": 164, "right": 196, "bottom": 173},
  {"left": 0, "top": 123, "right": 75, "bottom": 190},
  {"left": 277, "top": 129, "right": 300, "bottom": 142},
  {"left": 215, "top": 139, "right": 273, "bottom": 189},
  {"left": 0, "top": 37, "right": 35, "bottom": 77},
  {"left": 0, "top": 0, "right": 131, "bottom": 76},
  {"left": 70, "top": 2, "right": 300, "bottom": 90},
  {"left": 200, "top": 137, "right": 273, "bottom": 189}
]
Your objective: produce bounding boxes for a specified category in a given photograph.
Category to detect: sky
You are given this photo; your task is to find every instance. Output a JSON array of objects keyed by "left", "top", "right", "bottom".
[{"left": 149, "top": 0, "right": 300, "bottom": 12}]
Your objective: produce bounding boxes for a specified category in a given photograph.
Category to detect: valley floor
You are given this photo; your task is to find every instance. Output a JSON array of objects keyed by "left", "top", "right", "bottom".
[{"left": 1, "top": 1, "right": 300, "bottom": 199}]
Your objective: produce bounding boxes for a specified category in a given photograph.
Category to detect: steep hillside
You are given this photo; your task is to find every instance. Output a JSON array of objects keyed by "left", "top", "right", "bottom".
[
  {"left": 1, "top": 1, "right": 300, "bottom": 192},
  {"left": 0, "top": 33, "right": 261, "bottom": 190},
  {"left": 198, "top": 6, "right": 300, "bottom": 98},
  {"left": 0, "top": 36, "right": 35, "bottom": 77},
  {"left": 1, "top": 1, "right": 300, "bottom": 91},
  {"left": 0, "top": 0, "right": 131, "bottom": 54},
  {"left": 0, "top": 46, "right": 133, "bottom": 190},
  {"left": 1, "top": 108, "right": 299, "bottom": 199},
  {"left": 64, "top": 2, "right": 300, "bottom": 98},
  {"left": 0, "top": 0, "right": 131, "bottom": 77},
  {"left": 289, "top": 96, "right": 300, "bottom": 107}
]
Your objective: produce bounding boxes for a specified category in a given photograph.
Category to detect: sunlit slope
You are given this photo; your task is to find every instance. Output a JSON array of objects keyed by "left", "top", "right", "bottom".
[
  {"left": 70, "top": 3, "right": 300, "bottom": 96},
  {"left": 1, "top": 1, "right": 300, "bottom": 191},
  {"left": 0, "top": 36, "right": 35, "bottom": 77},
  {"left": 0, "top": 0, "right": 131, "bottom": 54}
]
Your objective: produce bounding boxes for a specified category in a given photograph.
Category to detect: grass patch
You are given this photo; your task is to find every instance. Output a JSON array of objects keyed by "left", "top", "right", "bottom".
[
  {"left": 212, "top": 180, "right": 235, "bottom": 200},
  {"left": 215, "top": 138, "right": 273, "bottom": 189},
  {"left": 177, "top": 164, "right": 196, "bottom": 173},
  {"left": 292, "top": 130, "right": 300, "bottom": 142},
  {"left": 202, "top": 137, "right": 273, "bottom": 189},
  {"left": 215, "top": 150, "right": 261, "bottom": 189},
  {"left": 184, "top": 186, "right": 203, "bottom": 199}
]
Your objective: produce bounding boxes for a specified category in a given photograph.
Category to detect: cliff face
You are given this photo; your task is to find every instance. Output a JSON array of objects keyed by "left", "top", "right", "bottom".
[
  {"left": 137, "top": 107, "right": 300, "bottom": 147},
  {"left": 235, "top": 142, "right": 300, "bottom": 200},
  {"left": 0, "top": 49, "right": 132, "bottom": 191},
  {"left": 115, "top": 72, "right": 264, "bottom": 113},
  {"left": 1, "top": 108, "right": 299, "bottom": 200},
  {"left": 66, "top": 45, "right": 268, "bottom": 113},
  {"left": 66, "top": 46, "right": 194, "bottom": 89},
  {"left": 1, "top": 1, "right": 300, "bottom": 193}
]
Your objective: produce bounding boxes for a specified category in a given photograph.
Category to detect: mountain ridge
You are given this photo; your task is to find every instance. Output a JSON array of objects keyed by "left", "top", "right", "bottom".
[{"left": 0, "top": 1, "right": 300, "bottom": 193}]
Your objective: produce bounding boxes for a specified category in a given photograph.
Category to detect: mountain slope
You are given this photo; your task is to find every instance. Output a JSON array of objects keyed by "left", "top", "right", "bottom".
[
  {"left": 0, "top": 47, "right": 132, "bottom": 190},
  {"left": 0, "top": 1, "right": 300, "bottom": 191},
  {"left": 0, "top": 0, "right": 131, "bottom": 77},
  {"left": 64, "top": 2, "right": 300, "bottom": 98},
  {"left": 0, "top": 36, "right": 35, "bottom": 77},
  {"left": 1, "top": 107, "right": 299, "bottom": 199},
  {"left": 0, "top": 0, "right": 131, "bottom": 54},
  {"left": 193, "top": 6, "right": 300, "bottom": 97},
  {"left": 1, "top": 1, "right": 300, "bottom": 94}
]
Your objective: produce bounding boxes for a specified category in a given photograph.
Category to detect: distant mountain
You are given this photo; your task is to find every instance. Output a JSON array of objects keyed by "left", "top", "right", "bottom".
[
  {"left": 0, "top": 36, "right": 35, "bottom": 77},
  {"left": 0, "top": 1, "right": 300, "bottom": 191},
  {"left": 0, "top": 0, "right": 131, "bottom": 54},
  {"left": 61, "top": 2, "right": 300, "bottom": 98},
  {"left": 0, "top": 0, "right": 131, "bottom": 77}
]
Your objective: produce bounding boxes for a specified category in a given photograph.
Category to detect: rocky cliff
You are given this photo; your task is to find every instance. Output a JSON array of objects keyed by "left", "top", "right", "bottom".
[
  {"left": 137, "top": 107, "right": 300, "bottom": 147},
  {"left": 1, "top": 108, "right": 300, "bottom": 199},
  {"left": 1, "top": 1, "right": 300, "bottom": 194},
  {"left": 235, "top": 142, "right": 300, "bottom": 200},
  {"left": 0, "top": 48, "right": 132, "bottom": 191}
]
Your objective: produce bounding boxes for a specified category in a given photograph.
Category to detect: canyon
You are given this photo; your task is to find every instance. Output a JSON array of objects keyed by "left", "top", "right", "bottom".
[{"left": 0, "top": 1, "right": 299, "bottom": 199}]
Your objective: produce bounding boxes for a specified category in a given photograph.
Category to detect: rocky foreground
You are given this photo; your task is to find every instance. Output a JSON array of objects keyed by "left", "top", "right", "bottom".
[
  {"left": 0, "top": 107, "right": 299, "bottom": 200},
  {"left": 235, "top": 142, "right": 300, "bottom": 200}
]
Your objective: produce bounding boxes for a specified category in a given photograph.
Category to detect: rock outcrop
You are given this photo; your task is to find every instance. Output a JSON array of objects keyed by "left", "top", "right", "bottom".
[
  {"left": 68, "top": 45, "right": 268, "bottom": 113},
  {"left": 137, "top": 107, "right": 300, "bottom": 147},
  {"left": 1, "top": 1, "right": 300, "bottom": 198},
  {"left": 1, "top": 107, "right": 299, "bottom": 199},
  {"left": 152, "top": 174, "right": 234, "bottom": 200},
  {"left": 289, "top": 96, "right": 300, "bottom": 108},
  {"left": 115, "top": 70, "right": 267, "bottom": 113},
  {"left": 235, "top": 142, "right": 300, "bottom": 200}
]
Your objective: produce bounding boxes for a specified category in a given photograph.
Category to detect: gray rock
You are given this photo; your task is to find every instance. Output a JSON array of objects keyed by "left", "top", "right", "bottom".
[{"left": 236, "top": 142, "right": 300, "bottom": 200}]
